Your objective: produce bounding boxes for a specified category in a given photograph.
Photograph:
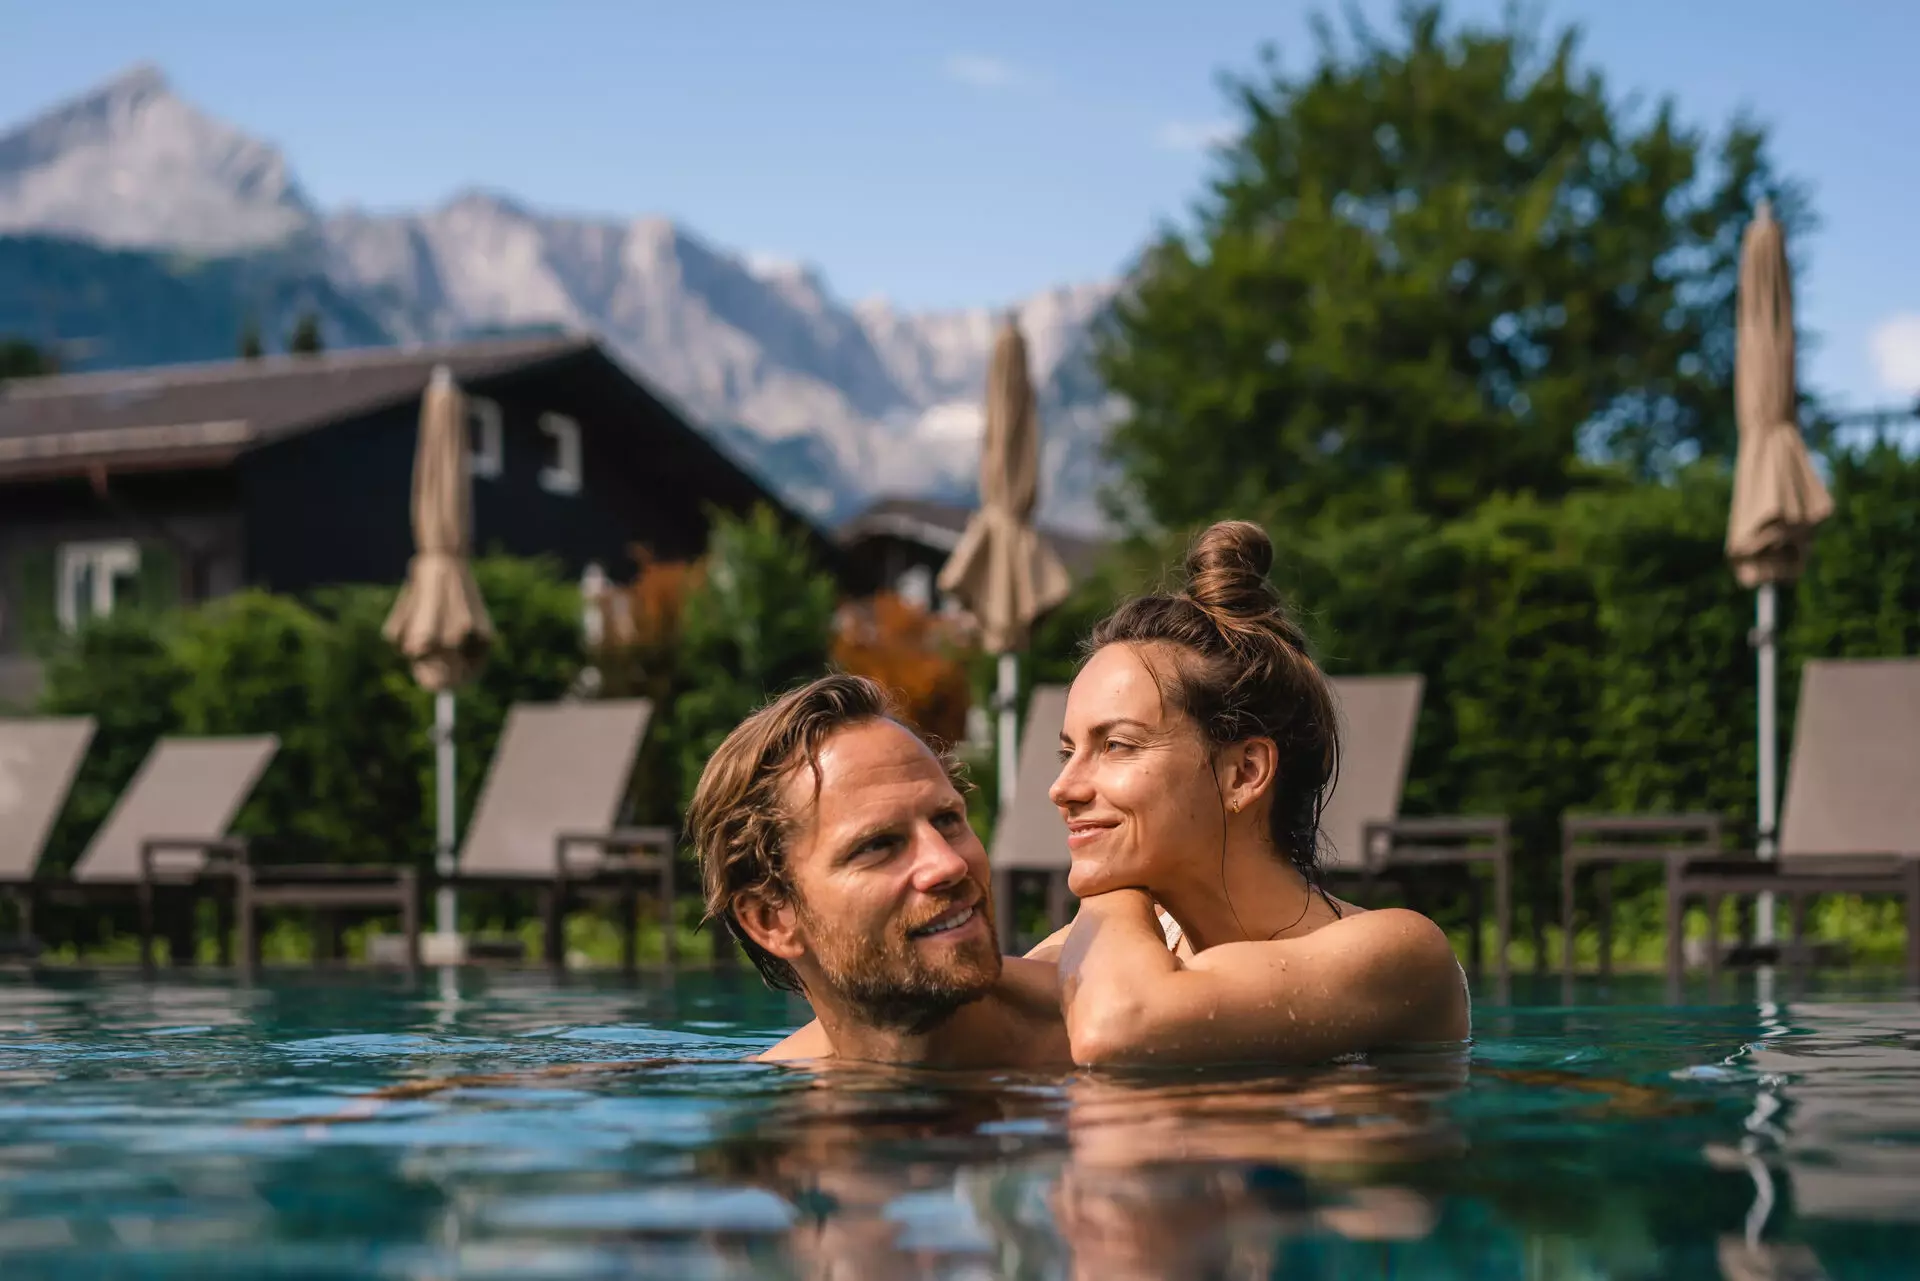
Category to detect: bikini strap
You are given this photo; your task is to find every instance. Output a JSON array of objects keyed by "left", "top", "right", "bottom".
[{"left": 1157, "top": 908, "right": 1184, "bottom": 951}]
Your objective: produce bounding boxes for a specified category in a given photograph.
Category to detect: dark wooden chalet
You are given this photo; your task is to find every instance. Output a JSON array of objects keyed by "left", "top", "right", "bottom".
[{"left": 0, "top": 335, "right": 827, "bottom": 705}]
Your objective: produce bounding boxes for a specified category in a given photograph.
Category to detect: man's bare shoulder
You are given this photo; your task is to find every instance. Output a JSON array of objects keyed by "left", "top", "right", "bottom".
[
  {"left": 961, "top": 957, "right": 1073, "bottom": 1068},
  {"left": 750, "top": 957, "right": 1071, "bottom": 1069},
  {"left": 755, "top": 1019, "right": 833, "bottom": 1062}
]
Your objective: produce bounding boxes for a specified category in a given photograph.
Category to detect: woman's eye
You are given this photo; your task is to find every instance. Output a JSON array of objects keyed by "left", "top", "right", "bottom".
[{"left": 1103, "top": 739, "right": 1134, "bottom": 754}]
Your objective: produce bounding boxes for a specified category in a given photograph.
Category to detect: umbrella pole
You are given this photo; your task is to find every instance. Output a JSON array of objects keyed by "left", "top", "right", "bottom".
[
  {"left": 1755, "top": 583, "right": 1778, "bottom": 946},
  {"left": 435, "top": 688, "right": 459, "bottom": 943},
  {"left": 996, "top": 652, "right": 1020, "bottom": 810}
]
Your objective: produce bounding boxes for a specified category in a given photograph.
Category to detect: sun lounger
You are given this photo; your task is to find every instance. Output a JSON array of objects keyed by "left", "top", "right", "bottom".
[
  {"left": 1669, "top": 658, "right": 1920, "bottom": 984},
  {"left": 450, "top": 699, "right": 687, "bottom": 970},
  {"left": 50, "top": 735, "right": 279, "bottom": 970},
  {"left": 1560, "top": 814, "right": 1725, "bottom": 976},
  {"left": 0, "top": 717, "right": 96, "bottom": 946}
]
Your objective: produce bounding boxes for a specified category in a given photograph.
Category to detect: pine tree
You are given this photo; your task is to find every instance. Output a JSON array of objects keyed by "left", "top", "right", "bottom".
[
  {"left": 287, "top": 311, "right": 324, "bottom": 355},
  {"left": 0, "top": 338, "right": 58, "bottom": 381}
]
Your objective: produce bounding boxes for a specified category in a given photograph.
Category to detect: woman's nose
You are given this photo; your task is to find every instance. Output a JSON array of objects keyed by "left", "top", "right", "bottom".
[{"left": 1049, "top": 749, "right": 1091, "bottom": 810}]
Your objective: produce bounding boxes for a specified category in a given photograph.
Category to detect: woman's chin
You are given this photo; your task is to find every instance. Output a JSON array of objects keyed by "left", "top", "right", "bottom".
[{"left": 1066, "top": 863, "right": 1125, "bottom": 899}]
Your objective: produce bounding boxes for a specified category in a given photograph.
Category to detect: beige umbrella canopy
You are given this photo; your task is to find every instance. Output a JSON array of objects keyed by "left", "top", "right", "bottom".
[
  {"left": 383, "top": 366, "right": 494, "bottom": 689},
  {"left": 1727, "top": 201, "right": 1832, "bottom": 587},
  {"left": 938, "top": 317, "right": 1071, "bottom": 653}
]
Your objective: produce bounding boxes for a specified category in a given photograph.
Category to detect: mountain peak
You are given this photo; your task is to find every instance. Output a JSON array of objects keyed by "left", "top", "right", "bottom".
[
  {"left": 94, "top": 62, "right": 171, "bottom": 108},
  {"left": 438, "top": 187, "right": 533, "bottom": 220},
  {"left": 0, "top": 63, "right": 316, "bottom": 254}
]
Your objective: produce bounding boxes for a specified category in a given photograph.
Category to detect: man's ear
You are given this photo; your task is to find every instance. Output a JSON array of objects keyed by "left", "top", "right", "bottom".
[{"left": 731, "top": 888, "right": 805, "bottom": 963}]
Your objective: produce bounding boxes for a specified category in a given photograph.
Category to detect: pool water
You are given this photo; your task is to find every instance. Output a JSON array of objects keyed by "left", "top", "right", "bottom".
[{"left": 0, "top": 970, "right": 1914, "bottom": 1280}]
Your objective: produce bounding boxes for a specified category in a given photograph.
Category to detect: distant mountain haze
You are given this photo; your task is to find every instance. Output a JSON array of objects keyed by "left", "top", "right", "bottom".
[{"left": 0, "top": 66, "right": 1120, "bottom": 529}]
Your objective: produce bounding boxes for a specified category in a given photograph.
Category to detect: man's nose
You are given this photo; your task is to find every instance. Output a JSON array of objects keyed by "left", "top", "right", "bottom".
[{"left": 907, "top": 823, "right": 971, "bottom": 893}]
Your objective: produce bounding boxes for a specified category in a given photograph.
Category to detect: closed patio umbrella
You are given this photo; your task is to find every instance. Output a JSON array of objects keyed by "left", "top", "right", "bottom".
[
  {"left": 939, "top": 316, "right": 1070, "bottom": 812},
  {"left": 1727, "top": 201, "right": 1832, "bottom": 944},
  {"left": 383, "top": 365, "right": 494, "bottom": 949}
]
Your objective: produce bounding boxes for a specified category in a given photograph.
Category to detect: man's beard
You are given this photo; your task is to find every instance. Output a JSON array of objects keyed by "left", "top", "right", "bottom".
[{"left": 795, "top": 888, "right": 1002, "bottom": 1035}]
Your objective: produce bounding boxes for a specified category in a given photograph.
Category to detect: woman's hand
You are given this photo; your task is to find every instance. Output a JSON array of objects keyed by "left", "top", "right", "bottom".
[{"left": 1058, "top": 888, "right": 1185, "bottom": 1065}]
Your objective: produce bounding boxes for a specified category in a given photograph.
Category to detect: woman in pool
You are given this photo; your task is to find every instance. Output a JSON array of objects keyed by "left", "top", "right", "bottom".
[{"left": 1038, "top": 519, "right": 1468, "bottom": 1067}]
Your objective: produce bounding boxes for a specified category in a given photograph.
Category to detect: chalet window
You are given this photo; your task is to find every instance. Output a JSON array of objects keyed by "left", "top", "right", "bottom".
[
  {"left": 538, "top": 413, "right": 583, "bottom": 495},
  {"left": 896, "top": 565, "right": 934, "bottom": 610},
  {"left": 55, "top": 540, "right": 140, "bottom": 633},
  {"left": 468, "top": 397, "right": 504, "bottom": 479}
]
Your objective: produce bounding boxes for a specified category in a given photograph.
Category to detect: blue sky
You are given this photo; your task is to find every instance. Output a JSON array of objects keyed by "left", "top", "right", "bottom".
[{"left": 3, "top": 1, "right": 1915, "bottom": 411}]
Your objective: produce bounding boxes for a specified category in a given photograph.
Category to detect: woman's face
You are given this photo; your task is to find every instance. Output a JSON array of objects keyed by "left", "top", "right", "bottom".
[{"left": 1050, "top": 642, "right": 1226, "bottom": 898}]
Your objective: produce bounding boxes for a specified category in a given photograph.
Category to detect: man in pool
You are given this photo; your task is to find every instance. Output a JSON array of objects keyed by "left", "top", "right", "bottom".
[{"left": 686, "top": 672, "right": 1072, "bottom": 1068}]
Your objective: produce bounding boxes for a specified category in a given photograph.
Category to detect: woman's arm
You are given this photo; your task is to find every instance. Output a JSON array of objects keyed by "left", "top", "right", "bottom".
[
  {"left": 1024, "top": 921, "right": 1074, "bottom": 961},
  {"left": 1058, "top": 889, "right": 1467, "bottom": 1067}
]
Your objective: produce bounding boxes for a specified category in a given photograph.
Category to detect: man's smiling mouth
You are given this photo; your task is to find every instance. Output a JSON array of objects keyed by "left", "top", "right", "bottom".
[{"left": 908, "top": 903, "right": 978, "bottom": 938}]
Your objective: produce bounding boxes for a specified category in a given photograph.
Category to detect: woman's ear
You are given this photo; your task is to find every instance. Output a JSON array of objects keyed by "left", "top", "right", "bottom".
[
  {"left": 731, "top": 889, "right": 805, "bottom": 964},
  {"left": 1220, "top": 737, "right": 1279, "bottom": 813}
]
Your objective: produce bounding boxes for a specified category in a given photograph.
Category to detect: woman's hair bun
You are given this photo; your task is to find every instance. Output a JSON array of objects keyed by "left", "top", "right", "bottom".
[{"left": 1183, "top": 520, "right": 1280, "bottom": 624}]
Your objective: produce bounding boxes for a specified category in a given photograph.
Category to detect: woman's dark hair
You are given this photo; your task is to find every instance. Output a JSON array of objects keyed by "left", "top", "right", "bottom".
[{"left": 1086, "top": 519, "right": 1339, "bottom": 875}]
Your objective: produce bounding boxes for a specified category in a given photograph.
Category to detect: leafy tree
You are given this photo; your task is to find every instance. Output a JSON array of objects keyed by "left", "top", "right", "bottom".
[
  {"left": 1098, "top": 3, "right": 1810, "bottom": 531},
  {"left": 670, "top": 505, "right": 838, "bottom": 805},
  {"left": 594, "top": 551, "right": 703, "bottom": 825},
  {"left": 169, "top": 591, "right": 327, "bottom": 849},
  {"left": 35, "top": 617, "right": 189, "bottom": 877},
  {"left": 1788, "top": 445, "right": 1920, "bottom": 662},
  {"left": 287, "top": 310, "right": 324, "bottom": 355},
  {"left": 833, "top": 592, "right": 975, "bottom": 746},
  {"left": 1568, "top": 468, "right": 1755, "bottom": 824},
  {"left": 238, "top": 316, "right": 264, "bottom": 359}
]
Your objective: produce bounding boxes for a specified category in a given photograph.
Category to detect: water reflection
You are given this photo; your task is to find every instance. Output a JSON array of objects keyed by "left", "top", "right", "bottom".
[
  {"left": 1048, "top": 1063, "right": 1462, "bottom": 1279},
  {"left": 1710, "top": 1000, "right": 1920, "bottom": 1279},
  {"left": 670, "top": 1054, "right": 1468, "bottom": 1278},
  {"left": 0, "top": 973, "right": 1910, "bottom": 1277}
]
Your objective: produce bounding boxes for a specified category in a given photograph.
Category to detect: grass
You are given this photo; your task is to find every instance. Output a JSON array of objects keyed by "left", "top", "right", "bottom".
[
  {"left": 18, "top": 890, "right": 1914, "bottom": 973},
  {"left": 1444, "top": 892, "right": 1912, "bottom": 972},
  {"left": 27, "top": 896, "right": 727, "bottom": 969}
]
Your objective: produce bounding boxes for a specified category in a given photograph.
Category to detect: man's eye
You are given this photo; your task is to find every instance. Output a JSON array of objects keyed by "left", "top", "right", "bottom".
[{"left": 933, "top": 810, "right": 966, "bottom": 832}]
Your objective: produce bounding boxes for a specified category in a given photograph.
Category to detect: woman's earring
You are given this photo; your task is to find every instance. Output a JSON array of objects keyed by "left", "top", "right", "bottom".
[{"left": 1230, "top": 800, "right": 1240, "bottom": 813}]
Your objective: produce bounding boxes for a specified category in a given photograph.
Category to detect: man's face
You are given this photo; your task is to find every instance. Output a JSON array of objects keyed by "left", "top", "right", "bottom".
[{"left": 750, "top": 719, "right": 1000, "bottom": 1032}]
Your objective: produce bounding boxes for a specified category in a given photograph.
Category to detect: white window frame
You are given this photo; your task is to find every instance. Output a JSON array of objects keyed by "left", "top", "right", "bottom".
[
  {"left": 468, "top": 397, "right": 504, "bottom": 479},
  {"left": 538, "top": 412, "right": 583, "bottom": 495},
  {"left": 896, "top": 564, "right": 934, "bottom": 611},
  {"left": 55, "top": 539, "right": 140, "bottom": 633}
]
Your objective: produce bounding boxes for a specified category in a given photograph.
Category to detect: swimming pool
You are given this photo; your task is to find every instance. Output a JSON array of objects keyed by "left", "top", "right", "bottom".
[{"left": 0, "top": 970, "right": 1912, "bottom": 1279}]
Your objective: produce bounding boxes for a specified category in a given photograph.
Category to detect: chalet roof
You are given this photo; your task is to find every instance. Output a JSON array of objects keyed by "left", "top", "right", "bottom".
[
  {"left": 0, "top": 335, "right": 592, "bottom": 476},
  {"left": 838, "top": 495, "right": 1109, "bottom": 578}
]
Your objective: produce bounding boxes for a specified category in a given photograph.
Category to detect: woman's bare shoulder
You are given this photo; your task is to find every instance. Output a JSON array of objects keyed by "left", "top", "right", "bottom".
[{"left": 1305, "top": 904, "right": 1457, "bottom": 965}]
